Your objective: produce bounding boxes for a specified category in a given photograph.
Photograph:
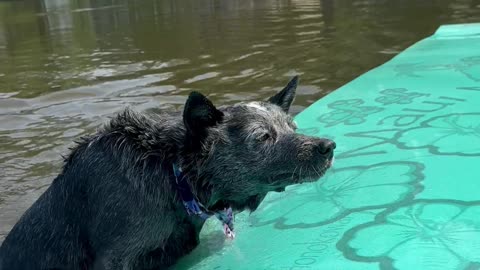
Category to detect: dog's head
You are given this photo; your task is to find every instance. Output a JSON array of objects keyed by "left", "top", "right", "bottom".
[{"left": 182, "top": 76, "right": 335, "bottom": 212}]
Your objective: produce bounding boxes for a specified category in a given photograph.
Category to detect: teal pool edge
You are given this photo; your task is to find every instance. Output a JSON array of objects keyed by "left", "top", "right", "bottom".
[{"left": 176, "top": 23, "right": 480, "bottom": 270}]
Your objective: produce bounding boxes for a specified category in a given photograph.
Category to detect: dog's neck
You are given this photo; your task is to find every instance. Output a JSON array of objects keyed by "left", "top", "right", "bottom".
[
  {"left": 172, "top": 163, "right": 210, "bottom": 219},
  {"left": 171, "top": 163, "right": 235, "bottom": 238}
]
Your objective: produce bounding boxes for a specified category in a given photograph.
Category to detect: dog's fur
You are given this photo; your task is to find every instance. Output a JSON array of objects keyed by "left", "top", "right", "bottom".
[{"left": 0, "top": 76, "right": 335, "bottom": 270}]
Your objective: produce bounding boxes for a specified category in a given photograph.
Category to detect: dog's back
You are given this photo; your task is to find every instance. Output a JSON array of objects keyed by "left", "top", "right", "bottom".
[
  {"left": 0, "top": 111, "right": 200, "bottom": 270},
  {"left": 0, "top": 173, "right": 92, "bottom": 269}
]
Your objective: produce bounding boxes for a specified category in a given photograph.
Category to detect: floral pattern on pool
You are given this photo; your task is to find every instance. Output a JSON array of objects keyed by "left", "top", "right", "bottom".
[
  {"left": 175, "top": 23, "right": 480, "bottom": 270},
  {"left": 341, "top": 201, "right": 480, "bottom": 270},
  {"left": 251, "top": 162, "right": 424, "bottom": 229}
]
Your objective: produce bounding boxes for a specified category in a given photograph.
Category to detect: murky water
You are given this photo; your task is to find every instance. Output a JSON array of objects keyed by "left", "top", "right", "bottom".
[{"left": 1, "top": 0, "right": 480, "bottom": 241}]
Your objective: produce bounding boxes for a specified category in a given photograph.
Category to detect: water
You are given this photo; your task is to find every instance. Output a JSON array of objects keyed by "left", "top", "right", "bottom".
[{"left": 1, "top": 0, "right": 480, "bottom": 242}]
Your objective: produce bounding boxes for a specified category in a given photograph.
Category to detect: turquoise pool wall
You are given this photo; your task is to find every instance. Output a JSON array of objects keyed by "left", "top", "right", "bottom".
[{"left": 175, "top": 23, "right": 480, "bottom": 270}]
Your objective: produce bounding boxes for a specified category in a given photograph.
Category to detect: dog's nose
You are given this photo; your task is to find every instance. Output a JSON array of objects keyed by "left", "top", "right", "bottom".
[{"left": 317, "top": 139, "right": 336, "bottom": 155}]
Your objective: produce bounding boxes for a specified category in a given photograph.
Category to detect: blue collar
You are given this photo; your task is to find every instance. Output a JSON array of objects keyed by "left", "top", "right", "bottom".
[{"left": 172, "top": 164, "right": 235, "bottom": 238}]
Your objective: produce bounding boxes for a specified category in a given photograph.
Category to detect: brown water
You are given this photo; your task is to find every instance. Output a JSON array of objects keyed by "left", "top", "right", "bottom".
[{"left": 1, "top": 0, "right": 480, "bottom": 241}]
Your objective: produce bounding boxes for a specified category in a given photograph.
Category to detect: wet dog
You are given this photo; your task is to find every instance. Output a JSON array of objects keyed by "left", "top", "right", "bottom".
[{"left": 0, "top": 76, "right": 335, "bottom": 270}]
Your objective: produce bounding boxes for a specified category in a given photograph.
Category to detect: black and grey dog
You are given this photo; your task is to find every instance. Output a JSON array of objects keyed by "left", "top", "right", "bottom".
[{"left": 0, "top": 76, "right": 335, "bottom": 270}]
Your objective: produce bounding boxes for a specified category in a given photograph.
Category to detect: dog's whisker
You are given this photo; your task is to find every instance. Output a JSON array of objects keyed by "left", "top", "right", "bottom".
[
  {"left": 312, "top": 166, "right": 322, "bottom": 178},
  {"left": 291, "top": 166, "right": 299, "bottom": 181}
]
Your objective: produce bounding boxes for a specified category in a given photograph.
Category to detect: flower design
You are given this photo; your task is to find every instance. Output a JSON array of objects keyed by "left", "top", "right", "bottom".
[
  {"left": 342, "top": 201, "right": 480, "bottom": 270},
  {"left": 397, "top": 113, "right": 480, "bottom": 156},
  {"left": 459, "top": 56, "right": 480, "bottom": 82},
  {"left": 317, "top": 99, "right": 383, "bottom": 127},
  {"left": 375, "top": 88, "right": 428, "bottom": 105},
  {"left": 250, "top": 162, "right": 423, "bottom": 229},
  {"left": 393, "top": 55, "right": 480, "bottom": 82}
]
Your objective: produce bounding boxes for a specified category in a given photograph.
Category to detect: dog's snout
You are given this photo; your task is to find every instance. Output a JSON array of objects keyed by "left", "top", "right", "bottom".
[{"left": 316, "top": 139, "right": 336, "bottom": 155}]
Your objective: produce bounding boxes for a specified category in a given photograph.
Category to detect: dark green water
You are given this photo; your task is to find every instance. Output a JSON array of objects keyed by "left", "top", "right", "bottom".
[{"left": 1, "top": 0, "right": 480, "bottom": 241}]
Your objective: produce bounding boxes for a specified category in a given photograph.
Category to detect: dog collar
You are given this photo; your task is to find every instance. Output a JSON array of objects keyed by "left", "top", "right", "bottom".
[{"left": 172, "top": 164, "right": 235, "bottom": 239}]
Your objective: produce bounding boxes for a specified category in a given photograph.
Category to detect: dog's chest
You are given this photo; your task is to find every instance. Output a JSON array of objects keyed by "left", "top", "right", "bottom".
[{"left": 130, "top": 215, "right": 202, "bottom": 269}]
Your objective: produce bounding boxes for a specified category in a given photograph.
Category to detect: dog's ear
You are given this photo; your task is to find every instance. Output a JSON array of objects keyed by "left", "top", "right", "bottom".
[
  {"left": 183, "top": 91, "right": 224, "bottom": 137},
  {"left": 268, "top": 76, "right": 298, "bottom": 113}
]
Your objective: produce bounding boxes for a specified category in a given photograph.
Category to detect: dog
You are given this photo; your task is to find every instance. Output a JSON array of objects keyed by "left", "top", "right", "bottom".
[{"left": 0, "top": 76, "right": 335, "bottom": 270}]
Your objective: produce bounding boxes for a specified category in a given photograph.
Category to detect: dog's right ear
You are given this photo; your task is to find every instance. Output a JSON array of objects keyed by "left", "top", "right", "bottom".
[
  {"left": 183, "top": 91, "right": 224, "bottom": 138},
  {"left": 268, "top": 76, "right": 298, "bottom": 113}
]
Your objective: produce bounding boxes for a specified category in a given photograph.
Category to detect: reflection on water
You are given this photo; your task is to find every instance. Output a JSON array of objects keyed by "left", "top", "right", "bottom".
[{"left": 1, "top": 0, "right": 480, "bottom": 241}]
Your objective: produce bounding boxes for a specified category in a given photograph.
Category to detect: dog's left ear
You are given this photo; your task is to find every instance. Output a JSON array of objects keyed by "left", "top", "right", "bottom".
[
  {"left": 268, "top": 76, "right": 298, "bottom": 113},
  {"left": 183, "top": 91, "right": 224, "bottom": 137}
]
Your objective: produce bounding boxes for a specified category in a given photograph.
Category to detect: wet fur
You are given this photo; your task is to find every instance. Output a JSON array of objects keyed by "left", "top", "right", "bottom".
[{"left": 0, "top": 76, "right": 335, "bottom": 270}]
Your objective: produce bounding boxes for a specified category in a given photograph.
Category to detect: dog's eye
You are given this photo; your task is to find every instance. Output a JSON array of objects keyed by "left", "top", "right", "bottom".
[{"left": 258, "top": 133, "right": 271, "bottom": 142}]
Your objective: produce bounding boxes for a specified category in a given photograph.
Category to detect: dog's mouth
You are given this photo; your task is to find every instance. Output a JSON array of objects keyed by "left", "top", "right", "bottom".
[
  {"left": 271, "top": 157, "right": 334, "bottom": 186},
  {"left": 208, "top": 159, "right": 334, "bottom": 213}
]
